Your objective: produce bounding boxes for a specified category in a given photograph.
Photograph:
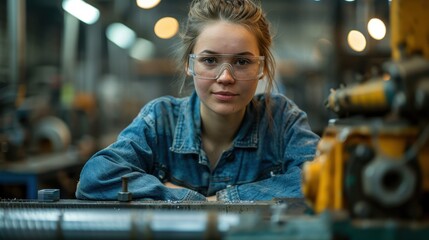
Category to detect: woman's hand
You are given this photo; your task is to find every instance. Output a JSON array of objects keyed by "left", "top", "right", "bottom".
[
  {"left": 206, "top": 195, "right": 217, "bottom": 201},
  {"left": 164, "top": 182, "right": 183, "bottom": 189},
  {"left": 165, "top": 182, "right": 217, "bottom": 201}
]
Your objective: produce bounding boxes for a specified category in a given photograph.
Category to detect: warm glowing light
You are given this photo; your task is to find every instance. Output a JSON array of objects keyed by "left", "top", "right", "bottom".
[
  {"left": 367, "top": 18, "right": 386, "bottom": 40},
  {"left": 347, "top": 30, "right": 366, "bottom": 52},
  {"left": 136, "top": 0, "right": 161, "bottom": 9},
  {"left": 106, "top": 23, "right": 136, "bottom": 49},
  {"left": 383, "top": 73, "right": 390, "bottom": 81},
  {"left": 154, "top": 17, "right": 179, "bottom": 39},
  {"left": 62, "top": 0, "right": 100, "bottom": 24}
]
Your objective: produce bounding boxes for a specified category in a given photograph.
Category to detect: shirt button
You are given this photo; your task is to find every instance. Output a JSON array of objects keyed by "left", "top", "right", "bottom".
[
  {"left": 158, "top": 164, "right": 168, "bottom": 180},
  {"left": 158, "top": 169, "right": 166, "bottom": 180}
]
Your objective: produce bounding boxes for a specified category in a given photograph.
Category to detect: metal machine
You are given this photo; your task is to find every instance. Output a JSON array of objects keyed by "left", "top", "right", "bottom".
[
  {"left": 302, "top": 0, "right": 429, "bottom": 219},
  {"left": 1, "top": 197, "right": 428, "bottom": 240},
  {"left": 0, "top": 199, "right": 312, "bottom": 240}
]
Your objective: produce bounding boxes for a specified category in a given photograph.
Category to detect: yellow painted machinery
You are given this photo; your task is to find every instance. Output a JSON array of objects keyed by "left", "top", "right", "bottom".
[{"left": 302, "top": 0, "right": 429, "bottom": 219}]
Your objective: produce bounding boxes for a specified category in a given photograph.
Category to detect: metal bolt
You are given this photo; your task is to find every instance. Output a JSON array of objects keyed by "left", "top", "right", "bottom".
[
  {"left": 122, "top": 176, "right": 128, "bottom": 192},
  {"left": 118, "top": 176, "right": 132, "bottom": 202}
]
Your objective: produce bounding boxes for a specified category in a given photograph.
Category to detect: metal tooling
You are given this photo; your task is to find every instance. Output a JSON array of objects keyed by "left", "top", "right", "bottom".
[
  {"left": 0, "top": 198, "right": 307, "bottom": 214},
  {"left": 1, "top": 199, "right": 429, "bottom": 240}
]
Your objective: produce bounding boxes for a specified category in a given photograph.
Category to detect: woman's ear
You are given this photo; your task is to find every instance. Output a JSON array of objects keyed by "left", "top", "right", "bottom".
[
  {"left": 185, "top": 63, "right": 191, "bottom": 76},
  {"left": 187, "top": 68, "right": 192, "bottom": 76}
]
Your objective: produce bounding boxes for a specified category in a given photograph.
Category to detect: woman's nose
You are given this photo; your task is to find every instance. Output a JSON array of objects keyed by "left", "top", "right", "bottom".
[{"left": 216, "top": 67, "right": 235, "bottom": 84}]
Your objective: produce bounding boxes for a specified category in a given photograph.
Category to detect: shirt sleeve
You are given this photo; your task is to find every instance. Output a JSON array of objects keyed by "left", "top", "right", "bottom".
[
  {"left": 216, "top": 165, "right": 304, "bottom": 201},
  {"left": 216, "top": 98, "right": 320, "bottom": 201},
  {"left": 75, "top": 102, "right": 207, "bottom": 201}
]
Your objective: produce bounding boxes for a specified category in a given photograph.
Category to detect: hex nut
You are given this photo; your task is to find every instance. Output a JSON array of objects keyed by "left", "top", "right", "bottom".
[{"left": 118, "top": 192, "right": 132, "bottom": 202}]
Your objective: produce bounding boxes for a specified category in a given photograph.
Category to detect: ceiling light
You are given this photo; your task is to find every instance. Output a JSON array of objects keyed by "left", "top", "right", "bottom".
[
  {"left": 130, "top": 38, "right": 155, "bottom": 60},
  {"left": 367, "top": 18, "right": 386, "bottom": 40},
  {"left": 62, "top": 0, "right": 100, "bottom": 25},
  {"left": 154, "top": 17, "right": 179, "bottom": 39},
  {"left": 106, "top": 23, "right": 136, "bottom": 49},
  {"left": 136, "top": 0, "right": 161, "bottom": 9},
  {"left": 347, "top": 30, "right": 366, "bottom": 52}
]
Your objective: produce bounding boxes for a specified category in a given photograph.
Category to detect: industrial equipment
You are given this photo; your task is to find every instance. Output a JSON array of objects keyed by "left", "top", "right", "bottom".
[
  {"left": 302, "top": 0, "right": 429, "bottom": 219},
  {"left": 0, "top": 198, "right": 309, "bottom": 240},
  {"left": 1, "top": 198, "right": 429, "bottom": 240}
]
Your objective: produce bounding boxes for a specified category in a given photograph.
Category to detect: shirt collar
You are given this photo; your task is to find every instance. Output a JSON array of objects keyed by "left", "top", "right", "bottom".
[
  {"left": 170, "top": 92, "right": 201, "bottom": 154},
  {"left": 234, "top": 100, "right": 259, "bottom": 148},
  {"left": 170, "top": 92, "right": 259, "bottom": 154}
]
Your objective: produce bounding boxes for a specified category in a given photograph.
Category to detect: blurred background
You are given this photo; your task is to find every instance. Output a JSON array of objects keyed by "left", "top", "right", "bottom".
[{"left": 0, "top": 0, "right": 391, "bottom": 199}]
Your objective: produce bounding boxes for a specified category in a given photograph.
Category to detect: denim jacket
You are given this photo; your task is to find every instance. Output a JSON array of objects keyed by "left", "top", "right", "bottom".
[{"left": 76, "top": 91, "right": 320, "bottom": 201}]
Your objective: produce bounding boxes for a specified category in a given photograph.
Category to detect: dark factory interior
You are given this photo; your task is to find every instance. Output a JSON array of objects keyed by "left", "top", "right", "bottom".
[{"left": 1, "top": 0, "right": 429, "bottom": 239}]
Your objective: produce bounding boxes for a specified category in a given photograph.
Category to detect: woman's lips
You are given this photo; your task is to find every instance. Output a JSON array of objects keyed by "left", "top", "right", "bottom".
[{"left": 212, "top": 91, "right": 238, "bottom": 101}]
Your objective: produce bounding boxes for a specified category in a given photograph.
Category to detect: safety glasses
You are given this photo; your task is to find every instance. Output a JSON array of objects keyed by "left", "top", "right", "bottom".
[{"left": 188, "top": 54, "right": 265, "bottom": 81}]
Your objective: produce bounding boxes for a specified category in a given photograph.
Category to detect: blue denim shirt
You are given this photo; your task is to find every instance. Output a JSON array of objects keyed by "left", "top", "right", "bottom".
[{"left": 76, "top": 92, "right": 320, "bottom": 201}]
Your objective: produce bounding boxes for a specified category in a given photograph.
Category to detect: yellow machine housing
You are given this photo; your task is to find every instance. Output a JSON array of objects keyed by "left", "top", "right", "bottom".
[
  {"left": 303, "top": 0, "right": 429, "bottom": 219},
  {"left": 303, "top": 120, "right": 429, "bottom": 218}
]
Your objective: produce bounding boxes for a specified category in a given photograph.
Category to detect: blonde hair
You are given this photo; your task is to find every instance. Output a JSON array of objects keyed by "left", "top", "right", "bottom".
[{"left": 176, "top": 0, "right": 276, "bottom": 101}]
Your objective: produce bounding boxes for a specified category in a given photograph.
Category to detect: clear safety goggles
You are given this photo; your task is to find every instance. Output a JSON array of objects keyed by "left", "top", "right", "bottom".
[{"left": 188, "top": 54, "right": 265, "bottom": 81}]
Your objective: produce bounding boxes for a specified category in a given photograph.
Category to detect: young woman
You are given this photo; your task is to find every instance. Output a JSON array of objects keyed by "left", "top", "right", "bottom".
[{"left": 76, "top": 0, "right": 320, "bottom": 201}]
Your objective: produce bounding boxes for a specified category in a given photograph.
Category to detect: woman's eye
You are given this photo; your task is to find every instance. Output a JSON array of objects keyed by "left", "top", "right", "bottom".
[
  {"left": 201, "top": 57, "right": 217, "bottom": 64},
  {"left": 236, "top": 58, "right": 251, "bottom": 65}
]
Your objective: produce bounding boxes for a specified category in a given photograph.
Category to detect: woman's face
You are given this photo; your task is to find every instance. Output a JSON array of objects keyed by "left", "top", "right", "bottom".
[{"left": 192, "top": 21, "right": 261, "bottom": 118}]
